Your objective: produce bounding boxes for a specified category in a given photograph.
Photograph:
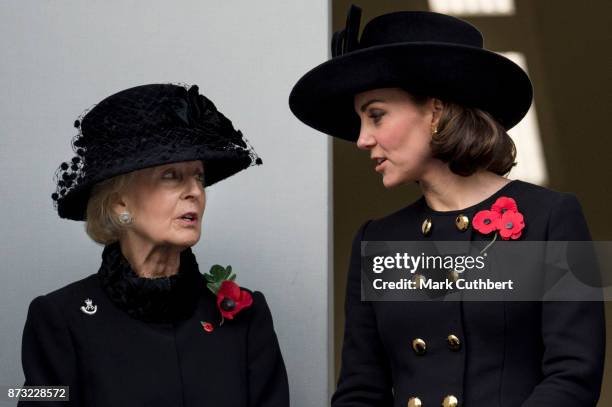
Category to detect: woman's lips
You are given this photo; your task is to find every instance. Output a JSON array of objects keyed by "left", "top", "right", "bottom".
[
  {"left": 176, "top": 218, "right": 198, "bottom": 226},
  {"left": 375, "top": 158, "right": 387, "bottom": 172},
  {"left": 176, "top": 212, "right": 198, "bottom": 226}
]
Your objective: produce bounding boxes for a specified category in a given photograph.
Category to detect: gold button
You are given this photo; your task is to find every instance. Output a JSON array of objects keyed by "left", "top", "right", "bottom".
[
  {"left": 407, "top": 396, "right": 422, "bottom": 407},
  {"left": 447, "top": 334, "right": 461, "bottom": 351},
  {"left": 447, "top": 269, "right": 459, "bottom": 283},
  {"left": 412, "top": 338, "right": 427, "bottom": 355},
  {"left": 442, "top": 394, "right": 458, "bottom": 407},
  {"left": 421, "top": 218, "right": 432, "bottom": 236},
  {"left": 412, "top": 273, "right": 426, "bottom": 289},
  {"left": 455, "top": 214, "right": 469, "bottom": 231}
]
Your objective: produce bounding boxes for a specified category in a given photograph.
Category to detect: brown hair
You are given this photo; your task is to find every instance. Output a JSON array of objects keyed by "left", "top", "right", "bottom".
[
  {"left": 85, "top": 172, "right": 136, "bottom": 245},
  {"left": 412, "top": 94, "right": 516, "bottom": 176}
]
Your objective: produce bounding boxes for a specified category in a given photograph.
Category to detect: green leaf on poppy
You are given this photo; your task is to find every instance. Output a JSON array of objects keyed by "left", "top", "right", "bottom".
[
  {"left": 204, "top": 264, "right": 237, "bottom": 295},
  {"left": 210, "top": 265, "right": 226, "bottom": 279}
]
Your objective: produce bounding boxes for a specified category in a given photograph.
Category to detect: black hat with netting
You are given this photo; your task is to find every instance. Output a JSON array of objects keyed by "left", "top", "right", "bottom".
[{"left": 52, "top": 83, "right": 261, "bottom": 221}]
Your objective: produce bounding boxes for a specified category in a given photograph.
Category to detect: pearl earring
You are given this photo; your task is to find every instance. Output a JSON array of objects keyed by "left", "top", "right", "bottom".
[{"left": 118, "top": 211, "right": 133, "bottom": 225}]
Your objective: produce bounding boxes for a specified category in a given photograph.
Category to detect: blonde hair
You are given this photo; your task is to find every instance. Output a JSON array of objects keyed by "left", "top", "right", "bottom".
[{"left": 85, "top": 172, "right": 136, "bottom": 245}]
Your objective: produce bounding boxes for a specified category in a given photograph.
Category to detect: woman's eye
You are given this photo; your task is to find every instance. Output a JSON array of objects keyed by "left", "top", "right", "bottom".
[
  {"left": 196, "top": 173, "right": 205, "bottom": 185},
  {"left": 368, "top": 110, "right": 385, "bottom": 124},
  {"left": 162, "top": 170, "right": 177, "bottom": 179}
]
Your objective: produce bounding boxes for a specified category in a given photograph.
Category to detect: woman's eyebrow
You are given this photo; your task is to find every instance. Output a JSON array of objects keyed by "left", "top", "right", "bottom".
[
  {"left": 359, "top": 99, "right": 385, "bottom": 112},
  {"left": 188, "top": 162, "right": 204, "bottom": 172}
]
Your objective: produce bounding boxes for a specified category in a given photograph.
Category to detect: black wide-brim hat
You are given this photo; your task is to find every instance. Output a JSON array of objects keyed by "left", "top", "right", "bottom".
[
  {"left": 52, "top": 83, "right": 261, "bottom": 221},
  {"left": 289, "top": 6, "right": 533, "bottom": 141}
]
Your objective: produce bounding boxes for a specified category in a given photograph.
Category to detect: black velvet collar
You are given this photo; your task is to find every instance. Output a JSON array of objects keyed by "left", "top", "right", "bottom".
[{"left": 97, "top": 242, "right": 204, "bottom": 323}]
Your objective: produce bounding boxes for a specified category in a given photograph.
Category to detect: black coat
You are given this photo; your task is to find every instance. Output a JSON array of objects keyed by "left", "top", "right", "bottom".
[
  {"left": 18, "top": 243, "right": 289, "bottom": 407},
  {"left": 332, "top": 180, "right": 605, "bottom": 407}
]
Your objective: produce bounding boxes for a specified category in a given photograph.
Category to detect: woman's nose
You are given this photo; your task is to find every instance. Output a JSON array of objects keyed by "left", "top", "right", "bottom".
[
  {"left": 356, "top": 125, "right": 376, "bottom": 150},
  {"left": 184, "top": 177, "right": 204, "bottom": 201}
]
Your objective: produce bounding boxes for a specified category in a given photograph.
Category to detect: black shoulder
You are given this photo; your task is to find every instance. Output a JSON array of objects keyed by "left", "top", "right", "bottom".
[
  {"left": 511, "top": 179, "right": 567, "bottom": 202},
  {"left": 221, "top": 288, "right": 278, "bottom": 334},
  {"left": 502, "top": 180, "right": 589, "bottom": 240},
  {"left": 365, "top": 197, "right": 424, "bottom": 239},
  {"left": 38, "top": 274, "right": 100, "bottom": 308},
  {"left": 508, "top": 180, "right": 580, "bottom": 216},
  {"left": 250, "top": 290, "right": 271, "bottom": 314}
]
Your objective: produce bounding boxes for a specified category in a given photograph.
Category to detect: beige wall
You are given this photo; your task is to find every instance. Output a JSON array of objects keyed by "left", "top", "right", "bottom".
[{"left": 331, "top": 0, "right": 612, "bottom": 404}]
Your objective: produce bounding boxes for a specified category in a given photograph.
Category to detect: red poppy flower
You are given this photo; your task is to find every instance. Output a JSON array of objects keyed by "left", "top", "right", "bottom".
[
  {"left": 498, "top": 210, "right": 525, "bottom": 240},
  {"left": 492, "top": 196, "right": 518, "bottom": 215},
  {"left": 216, "top": 280, "right": 253, "bottom": 320},
  {"left": 473, "top": 210, "right": 501, "bottom": 234},
  {"left": 200, "top": 321, "right": 214, "bottom": 333}
]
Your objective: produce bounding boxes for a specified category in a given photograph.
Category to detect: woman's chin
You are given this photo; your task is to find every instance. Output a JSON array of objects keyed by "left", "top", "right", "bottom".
[
  {"left": 381, "top": 168, "right": 418, "bottom": 188},
  {"left": 168, "top": 233, "right": 201, "bottom": 249},
  {"left": 381, "top": 174, "right": 405, "bottom": 189}
]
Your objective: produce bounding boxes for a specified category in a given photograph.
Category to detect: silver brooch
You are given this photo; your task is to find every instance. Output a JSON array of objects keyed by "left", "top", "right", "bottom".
[{"left": 80, "top": 298, "right": 97, "bottom": 315}]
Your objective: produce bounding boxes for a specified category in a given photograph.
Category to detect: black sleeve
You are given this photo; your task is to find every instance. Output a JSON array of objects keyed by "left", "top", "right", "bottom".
[
  {"left": 18, "top": 295, "right": 79, "bottom": 406},
  {"left": 521, "top": 193, "right": 606, "bottom": 406},
  {"left": 247, "top": 291, "right": 290, "bottom": 407},
  {"left": 332, "top": 221, "right": 394, "bottom": 407}
]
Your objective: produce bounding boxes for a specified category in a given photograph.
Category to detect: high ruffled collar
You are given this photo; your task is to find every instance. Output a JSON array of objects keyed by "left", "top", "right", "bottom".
[{"left": 97, "top": 242, "right": 204, "bottom": 323}]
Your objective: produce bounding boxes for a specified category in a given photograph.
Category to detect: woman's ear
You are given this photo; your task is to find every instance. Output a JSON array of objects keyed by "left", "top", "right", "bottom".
[
  {"left": 111, "top": 194, "right": 129, "bottom": 217},
  {"left": 430, "top": 98, "right": 444, "bottom": 128}
]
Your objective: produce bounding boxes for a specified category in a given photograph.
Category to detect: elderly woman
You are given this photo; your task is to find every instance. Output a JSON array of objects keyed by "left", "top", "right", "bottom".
[
  {"left": 19, "top": 84, "right": 289, "bottom": 406},
  {"left": 290, "top": 6, "right": 605, "bottom": 407}
]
